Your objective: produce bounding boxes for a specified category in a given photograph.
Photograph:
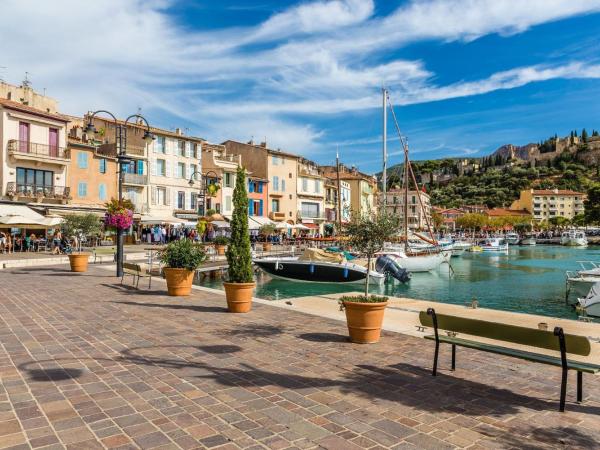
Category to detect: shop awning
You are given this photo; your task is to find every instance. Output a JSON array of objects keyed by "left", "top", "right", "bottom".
[
  {"left": 0, "top": 204, "right": 46, "bottom": 220},
  {"left": 249, "top": 216, "right": 274, "bottom": 227},
  {"left": 140, "top": 215, "right": 185, "bottom": 224},
  {"left": 302, "top": 223, "right": 320, "bottom": 229},
  {"left": 211, "top": 220, "right": 230, "bottom": 229}
]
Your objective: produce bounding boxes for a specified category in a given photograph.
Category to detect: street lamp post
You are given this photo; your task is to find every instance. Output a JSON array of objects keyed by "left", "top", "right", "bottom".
[
  {"left": 84, "top": 111, "right": 155, "bottom": 277},
  {"left": 188, "top": 170, "right": 220, "bottom": 217}
]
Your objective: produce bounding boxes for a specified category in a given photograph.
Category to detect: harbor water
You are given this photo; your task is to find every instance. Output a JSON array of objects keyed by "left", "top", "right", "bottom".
[{"left": 197, "top": 245, "right": 600, "bottom": 320}]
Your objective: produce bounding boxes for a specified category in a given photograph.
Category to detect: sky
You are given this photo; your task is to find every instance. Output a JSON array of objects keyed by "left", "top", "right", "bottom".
[{"left": 2, "top": 0, "right": 600, "bottom": 173}]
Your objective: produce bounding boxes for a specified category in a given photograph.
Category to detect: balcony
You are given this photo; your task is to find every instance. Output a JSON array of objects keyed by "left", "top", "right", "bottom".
[
  {"left": 8, "top": 139, "right": 70, "bottom": 165},
  {"left": 95, "top": 142, "right": 146, "bottom": 159},
  {"left": 123, "top": 173, "right": 148, "bottom": 186},
  {"left": 298, "top": 210, "right": 326, "bottom": 221},
  {"left": 6, "top": 182, "right": 71, "bottom": 203},
  {"left": 269, "top": 211, "right": 286, "bottom": 221}
]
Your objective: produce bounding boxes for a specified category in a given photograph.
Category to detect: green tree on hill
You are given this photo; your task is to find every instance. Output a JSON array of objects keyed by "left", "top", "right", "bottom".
[
  {"left": 584, "top": 184, "right": 600, "bottom": 225},
  {"left": 582, "top": 129, "right": 589, "bottom": 143}
]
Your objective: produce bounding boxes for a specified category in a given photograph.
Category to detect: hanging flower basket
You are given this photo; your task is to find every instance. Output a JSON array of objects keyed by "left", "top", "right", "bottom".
[
  {"left": 206, "top": 183, "right": 220, "bottom": 197},
  {"left": 104, "top": 198, "right": 134, "bottom": 230}
]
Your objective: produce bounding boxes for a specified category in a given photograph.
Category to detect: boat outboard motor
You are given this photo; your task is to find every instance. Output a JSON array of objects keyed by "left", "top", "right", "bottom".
[{"left": 376, "top": 255, "right": 411, "bottom": 283}]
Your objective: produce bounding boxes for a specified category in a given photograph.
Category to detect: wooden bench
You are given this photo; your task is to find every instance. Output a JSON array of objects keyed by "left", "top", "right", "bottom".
[
  {"left": 121, "top": 262, "right": 152, "bottom": 289},
  {"left": 420, "top": 308, "right": 600, "bottom": 412}
]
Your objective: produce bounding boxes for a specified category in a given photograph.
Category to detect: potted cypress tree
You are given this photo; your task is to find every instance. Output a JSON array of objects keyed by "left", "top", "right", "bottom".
[
  {"left": 340, "top": 211, "right": 400, "bottom": 343},
  {"left": 224, "top": 166, "right": 255, "bottom": 313},
  {"left": 160, "top": 239, "right": 206, "bottom": 296}
]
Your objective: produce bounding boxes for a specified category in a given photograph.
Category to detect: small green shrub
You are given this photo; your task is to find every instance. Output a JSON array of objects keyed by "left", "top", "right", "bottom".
[
  {"left": 213, "top": 236, "right": 230, "bottom": 245},
  {"left": 340, "top": 295, "right": 388, "bottom": 304},
  {"left": 160, "top": 239, "right": 206, "bottom": 271}
]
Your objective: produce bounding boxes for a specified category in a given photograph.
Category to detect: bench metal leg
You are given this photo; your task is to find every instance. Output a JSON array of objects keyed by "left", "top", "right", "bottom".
[
  {"left": 577, "top": 371, "right": 582, "bottom": 403},
  {"left": 432, "top": 340, "right": 439, "bottom": 376},
  {"left": 428, "top": 308, "right": 440, "bottom": 377},
  {"left": 555, "top": 327, "right": 568, "bottom": 412},
  {"left": 451, "top": 344, "right": 456, "bottom": 371},
  {"left": 120, "top": 273, "right": 124, "bottom": 285},
  {"left": 559, "top": 367, "right": 567, "bottom": 412}
]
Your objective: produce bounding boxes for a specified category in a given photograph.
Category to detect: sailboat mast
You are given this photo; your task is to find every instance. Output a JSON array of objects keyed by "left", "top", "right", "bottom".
[
  {"left": 404, "top": 142, "right": 409, "bottom": 253},
  {"left": 382, "top": 88, "right": 387, "bottom": 211},
  {"left": 336, "top": 146, "right": 342, "bottom": 233}
]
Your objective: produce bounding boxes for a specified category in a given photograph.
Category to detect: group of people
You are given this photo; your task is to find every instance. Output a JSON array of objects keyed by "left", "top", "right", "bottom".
[{"left": 141, "top": 225, "right": 199, "bottom": 245}]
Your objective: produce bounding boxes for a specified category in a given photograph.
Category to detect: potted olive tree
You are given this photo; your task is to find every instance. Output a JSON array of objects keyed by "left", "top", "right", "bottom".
[
  {"left": 340, "top": 211, "right": 400, "bottom": 343},
  {"left": 224, "top": 166, "right": 255, "bottom": 313},
  {"left": 213, "top": 235, "right": 229, "bottom": 256},
  {"left": 259, "top": 223, "right": 276, "bottom": 252},
  {"left": 160, "top": 239, "right": 206, "bottom": 296},
  {"left": 62, "top": 213, "right": 101, "bottom": 272}
]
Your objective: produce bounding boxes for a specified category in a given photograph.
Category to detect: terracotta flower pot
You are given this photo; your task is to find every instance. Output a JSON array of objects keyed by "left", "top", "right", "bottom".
[
  {"left": 223, "top": 282, "right": 255, "bottom": 313},
  {"left": 163, "top": 268, "right": 195, "bottom": 296},
  {"left": 216, "top": 245, "right": 226, "bottom": 256},
  {"left": 262, "top": 243, "right": 272, "bottom": 252},
  {"left": 343, "top": 300, "right": 388, "bottom": 344},
  {"left": 68, "top": 253, "right": 90, "bottom": 272}
]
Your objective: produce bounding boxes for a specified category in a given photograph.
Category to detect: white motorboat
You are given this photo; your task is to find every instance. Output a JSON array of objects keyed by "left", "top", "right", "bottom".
[
  {"left": 505, "top": 232, "right": 520, "bottom": 245},
  {"left": 577, "top": 282, "right": 600, "bottom": 317},
  {"left": 560, "top": 230, "right": 588, "bottom": 247},
  {"left": 566, "top": 261, "right": 600, "bottom": 300},
  {"left": 520, "top": 233, "right": 537, "bottom": 246},
  {"left": 480, "top": 237, "right": 508, "bottom": 252},
  {"left": 447, "top": 240, "right": 471, "bottom": 257},
  {"left": 378, "top": 245, "right": 447, "bottom": 272},
  {"left": 253, "top": 248, "right": 386, "bottom": 284}
]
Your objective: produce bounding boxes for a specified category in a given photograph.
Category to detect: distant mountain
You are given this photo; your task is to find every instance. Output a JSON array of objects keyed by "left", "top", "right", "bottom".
[{"left": 490, "top": 143, "right": 538, "bottom": 161}]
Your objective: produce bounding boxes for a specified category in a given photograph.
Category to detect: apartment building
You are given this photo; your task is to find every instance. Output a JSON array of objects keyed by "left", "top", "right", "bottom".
[
  {"left": 148, "top": 128, "right": 204, "bottom": 221},
  {"left": 223, "top": 140, "right": 297, "bottom": 224},
  {"left": 201, "top": 143, "right": 240, "bottom": 217},
  {"left": 296, "top": 158, "right": 325, "bottom": 233},
  {"left": 66, "top": 117, "right": 117, "bottom": 212},
  {"left": 381, "top": 189, "right": 432, "bottom": 230},
  {"left": 0, "top": 88, "right": 71, "bottom": 207},
  {"left": 322, "top": 174, "right": 352, "bottom": 226},
  {"left": 511, "top": 188, "right": 586, "bottom": 222},
  {"left": 247, "top": 175, "right": 269, "bottom": 218},
  {"left": 321, "top": 165, "right": 377, "bottom": 218}
]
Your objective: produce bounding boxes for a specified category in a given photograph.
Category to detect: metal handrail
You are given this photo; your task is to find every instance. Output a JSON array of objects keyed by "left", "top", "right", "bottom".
[
  {"left": 6, "top": 182, "right": 70, "bottom": 198},
  {"left": 8, "top": 139, "right": 69, "bottom": 159}
]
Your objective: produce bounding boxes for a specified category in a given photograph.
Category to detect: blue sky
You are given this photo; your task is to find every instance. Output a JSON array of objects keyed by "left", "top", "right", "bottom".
[{"left": 2, "top": 0, "right": 600, "bottom": 173}]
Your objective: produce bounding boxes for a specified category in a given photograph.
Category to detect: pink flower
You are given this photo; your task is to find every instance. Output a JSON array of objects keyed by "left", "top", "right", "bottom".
[{"left": 105, "top": 209, "right": 133, "bottom": 230}]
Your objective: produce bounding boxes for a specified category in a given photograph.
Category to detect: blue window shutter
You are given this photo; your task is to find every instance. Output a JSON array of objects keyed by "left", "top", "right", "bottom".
[
  {"left": 99, "top": 184, "right": 106, "bottom": 201},
  {"left": 137, "top": 161, "right": 144, "bottom": 175},
  {"left": 259, "top": 199, "right": 263, "bottom": 216},
  {"left": 249, "top": 201, "right": 254, "bottom": 215},
  {"left": 258, "top": 182, "right": 263, "bottom": 193},
  {"left": 249, "top": 180, "right": 254, "bottom": 193}
]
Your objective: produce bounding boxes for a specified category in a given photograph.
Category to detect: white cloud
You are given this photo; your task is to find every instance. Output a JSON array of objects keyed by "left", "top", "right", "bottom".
[{"left": 2, "top": 0, "right": 600, "bottom": 155}]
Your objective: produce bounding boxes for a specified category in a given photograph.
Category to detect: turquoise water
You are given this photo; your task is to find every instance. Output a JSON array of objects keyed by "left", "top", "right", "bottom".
[{"left": 197, "top": 245, "right": 600, "bottom": 319}]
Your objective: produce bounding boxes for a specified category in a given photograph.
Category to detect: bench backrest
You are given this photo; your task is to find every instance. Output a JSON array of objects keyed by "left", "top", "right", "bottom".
[
  {"left": 123, "top": 262, "right": 141, "bottom": 274},
  {"left": 419, "top": 311, "right": 591, "bottom": 356}
]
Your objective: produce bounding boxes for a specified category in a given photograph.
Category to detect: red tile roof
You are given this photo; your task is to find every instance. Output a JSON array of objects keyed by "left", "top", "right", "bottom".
[
  {"left": 0, "top": 98, "right": 70, "bottom": 122},
  {"left": 486, "top": 208, "right": 531, "bottom": 217},
  {"left": 531, "top": 189, "right": 584, "bottom": 196}
]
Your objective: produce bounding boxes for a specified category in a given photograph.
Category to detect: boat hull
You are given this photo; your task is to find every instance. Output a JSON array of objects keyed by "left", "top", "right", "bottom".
[
  {"left": 382, "top": 252, "right": 445, "bottom": 272},
  {"left": 561, "top": 238, "right": 588, "bottom": 246},
  {"left": 567, "top": 278, "right": 597, "bottom": 299},
  {"left": 254, "top": 259, "right": 381, "bottom": 284},
  {"left": 520, "top": 238, "right": 536, "bottom": 246}
]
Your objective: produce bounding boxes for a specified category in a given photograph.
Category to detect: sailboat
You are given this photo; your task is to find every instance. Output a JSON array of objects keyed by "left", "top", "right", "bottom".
[{"left": 378, "top": 89, "right": 448, "bottom": 272}]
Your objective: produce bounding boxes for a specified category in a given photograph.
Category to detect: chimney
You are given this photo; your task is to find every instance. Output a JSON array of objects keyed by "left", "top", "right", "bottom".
[{"left": 175, "top": 128, "right": 183, "bottom": 135}]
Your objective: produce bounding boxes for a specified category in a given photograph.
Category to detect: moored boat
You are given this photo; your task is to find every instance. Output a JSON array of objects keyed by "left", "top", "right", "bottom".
[
  {"left": 520, "top": 233, "right": 537, "bottom": 246},
  {"left": 577, "top": 282, "right": 600, "bottom": 317},
  {"left": 253, "top": 248, "right": 386, "bottom": 284},
  {"left": 560, "top": 230, "right": 588, "bottom": 247},
  {"left": 505, "top": 232, "right": 520, "bottom": 245},
  {"left": 480, "top": 237, "right": 508, "bottom": 252}
]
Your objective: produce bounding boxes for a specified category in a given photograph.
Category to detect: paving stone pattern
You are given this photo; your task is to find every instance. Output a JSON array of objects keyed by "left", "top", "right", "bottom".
[{"left": 0, "top": 265, "right": 599, "bottom": 449}]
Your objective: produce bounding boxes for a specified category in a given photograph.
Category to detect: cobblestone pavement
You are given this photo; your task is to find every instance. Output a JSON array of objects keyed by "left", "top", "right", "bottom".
[{"left": 0, "top": 266, "right": 599, "bottom": 450}]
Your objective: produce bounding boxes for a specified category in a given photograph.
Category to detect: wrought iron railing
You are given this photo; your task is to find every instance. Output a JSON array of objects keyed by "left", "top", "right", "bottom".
[
  {"left": 6, "top": 182, "right": 70, "bottom": 198},
  {"left": 123, "top": 173, "right": 148, "bottom": 185},
  {"left": 8, "top": 139, "right": 69, "bottom": 159}
]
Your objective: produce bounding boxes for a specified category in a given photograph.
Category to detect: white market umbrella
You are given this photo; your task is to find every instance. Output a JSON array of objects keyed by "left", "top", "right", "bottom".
[
  {"left": 0, "top": 214, "right": 46, "bottom": 228},
  {"left": 293, "top": 223, "right": 310, "bottom": 230},
  {"left": 275, "top": 222, "right": 292, "bottom": 230}
]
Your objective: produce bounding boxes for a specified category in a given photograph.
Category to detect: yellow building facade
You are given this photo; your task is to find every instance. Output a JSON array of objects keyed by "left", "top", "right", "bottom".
[{"left": 511, "top": 189, "right": 585, "bottom": 222}]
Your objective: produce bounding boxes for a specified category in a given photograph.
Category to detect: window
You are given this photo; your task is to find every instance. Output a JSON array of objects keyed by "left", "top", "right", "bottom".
[
  {"left": 16, "top": 167, "right": 53, "bottom": 189},
  {"left": 281, "top": 180, "right": 286, "bottom": 192},
  {"left": 156, "top": 159, "right": 166, "bottom": 176},
  {"left": 177, "top": 191, "right": 185, "bottom": 209},
  {"left": 301, "top": 202, "right": 319, "bottom": 218},
  {"left": 177, "top": 162, "right": 185, "bottom": 179},
  {"left": 271, "top": 199, "right": 280, "bottom": 212},
  {"left": 99, "top": 158, "right": 107, "bottom": 174},
  {"left": 190, "top": 192, "right": 197, "bottom": 211},
  {"left": 273, "top": 176, "right": 279, "bottom": 191},
  {"left": 137, "top": 160, "right": 144, "bottom": 175},
  {"left": 177, "top": 140, "right": 185, "bottom": 156},
  {"left": 190, "top": 164, "right": 197, "bottom": 179},
  {"left": 18, "top": 122, "right": 30, "bottom": 152},
  {"left": 225, "top": 195, "right": 232, "bottom": 212},
  {"left": 98, "top": 183, "right": 107, "bottom": 201},
  {"left": 156, "top": 187, "right": 166, "bottom": 205},
  {"left": 77, "top": 182, "right": 87, "bottom": 197},
  {"left": 49, "top": 128, "right": 59, "bottom": 157},
  {"left": 272, "top": 155, "right": 280, "bottom": 165},
  {"left": 224, "top": 173, "right": 232, "bottom": 187},
  {"left": 77, "top": 152, "right": 88, "bottom": 169},
  {"left": 302, "top": 178, "right": 308, "bottom": 192},
  {"left": 156, "top": 136, "right": 166, "bottom": 153},
  {"left": 314, "top": 179, "right": 320, "bottom": 194},
  {"left": 192, "top": 143, "right": 199, "bottom": 159}
]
